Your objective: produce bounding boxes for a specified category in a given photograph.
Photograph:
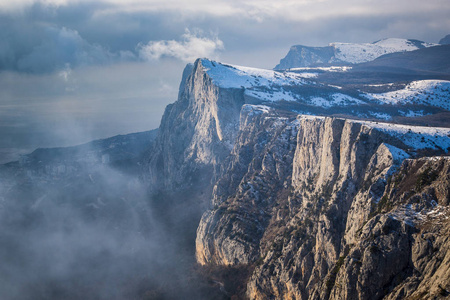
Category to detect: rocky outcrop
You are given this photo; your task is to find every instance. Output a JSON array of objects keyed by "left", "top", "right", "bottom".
[{"left": 329, "top": 157, "right": 450, "bottom": 300}]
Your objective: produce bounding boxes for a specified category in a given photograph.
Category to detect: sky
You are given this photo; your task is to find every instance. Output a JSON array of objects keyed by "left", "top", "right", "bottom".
[{"left": 1, "top": 0, "right": 450, "bottom": 163}]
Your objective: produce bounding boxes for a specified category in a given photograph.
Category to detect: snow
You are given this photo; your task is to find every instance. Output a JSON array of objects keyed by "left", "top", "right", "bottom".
[
  {"left": 310, "top": 97, "right": 330, "bottom": 107},
  {"left": 331, "top": 93, "right": 366, "bottom": 105},
  {"left": 242, "top": 104, "right": 272, "bottom": 116},
  {"left": 201, "top": 59, "right": 449, "bottom": 113},
  {"left": 295, "top": 72, "right": 319, "bottom": 78},
  {"left": 201, "top": 59, "right": 307, "bottom": 89},
  {"left": 369, "top": 112, "right": 392, "bottom": 120},
  {"left": 384, "top": 144, "right": 409, "bottom": 163},
  {"left": 201, "top": 59, "right": 369, "bottom": 107},
  {"left": 398, "top": 110, "right": 426, "bottom": 117},
  {"left": 390, "top": 203, "right": 450, "bottom": 226},
  {"left": 331, "top": 38, "right": 437, "bottom": 64},
  {"left": 245, "top": 88, "right": 299, "bottom": 102},
  {"left": 298, "top": 115, "right": 326, "bottom": 121},
  {"left": 365, "top": 80, "right": 450, "bottom": 111},
  {"left": 288, "top": 66, "right": 352, "bottom": 72},
  {"left": 389, "top": 205, "right": 424, "bottom": 226},
  {"left": 309, "top": 93, "right": 365, "bottom": 108},
  {"left": 353, "top": 120, "right": 450, "bottom": 150}
]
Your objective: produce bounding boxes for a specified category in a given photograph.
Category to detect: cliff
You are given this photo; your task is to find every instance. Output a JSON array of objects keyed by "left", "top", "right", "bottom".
[{"left": 144, "top": 58, "right": 450, "bottom": 299}]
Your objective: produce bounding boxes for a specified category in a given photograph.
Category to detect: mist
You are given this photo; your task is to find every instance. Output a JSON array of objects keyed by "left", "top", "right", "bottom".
[
  {"left": 0, "top": 134, "right": 223, "bottom": 299},
  {"left": 0, "top": 61, "right": 183, "bottom": 164}
]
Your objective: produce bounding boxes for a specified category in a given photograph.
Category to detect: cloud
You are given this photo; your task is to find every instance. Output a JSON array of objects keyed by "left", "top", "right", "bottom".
[
  {"left": 138, "top": 29, "right": 224, "bottom": 63},
  {"left": 16, "top": 25, "right": 136, "bottom": 73}
]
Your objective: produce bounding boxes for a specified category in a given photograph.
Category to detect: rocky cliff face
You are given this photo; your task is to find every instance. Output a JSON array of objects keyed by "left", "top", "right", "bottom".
[
  {"left": 195, "top": 110, "right": 450, "bottom": 300},
  {"left": 146, "top": 59, "right": 243, "bottom": 193},
  {"left": 145, "top": 58, "right": 450, "bottom": 299}
]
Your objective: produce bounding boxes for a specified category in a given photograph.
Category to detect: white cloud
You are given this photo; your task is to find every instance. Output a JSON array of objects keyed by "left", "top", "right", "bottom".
[{"left": 138, "top": 29, "right": 224, "bottom": 63}]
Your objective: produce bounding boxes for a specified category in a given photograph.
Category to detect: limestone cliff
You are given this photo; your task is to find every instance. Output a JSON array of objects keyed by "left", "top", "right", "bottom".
[
  {"left": 146, "top": 59, "right": 243, "bottom": 193},
  {"left": 145, "top": 58, "right": 450, "bottom": 300}
]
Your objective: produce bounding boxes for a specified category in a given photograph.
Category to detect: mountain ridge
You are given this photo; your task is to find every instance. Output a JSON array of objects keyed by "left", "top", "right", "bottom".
[{"left": 275, "top": 38, "right": 437, "bottom": 70}]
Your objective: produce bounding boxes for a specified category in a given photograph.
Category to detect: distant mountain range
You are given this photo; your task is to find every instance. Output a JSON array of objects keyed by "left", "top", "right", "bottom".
[{"left": 275, "top": 38, "right": 437, "bottom": 69}]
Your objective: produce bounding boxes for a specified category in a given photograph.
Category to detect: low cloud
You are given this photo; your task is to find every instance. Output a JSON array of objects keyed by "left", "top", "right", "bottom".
[{"left": 138, "top": 29, "right": 224, "bottom": 63}]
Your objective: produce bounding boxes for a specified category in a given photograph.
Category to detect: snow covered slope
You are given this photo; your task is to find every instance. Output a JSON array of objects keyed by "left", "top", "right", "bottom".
[
  {"left": 201, "top": 59, "right": 366, "bottom": 105},
  {"left": 200, "top": 59, "right": 450, "bottom": 123},
  {"left": 201, "top": 59, "right": 308, "bottom": 89},
  {"left": 332, "top": 38, "right": 436, "bottom": 64},
  {"left": 365, "top": 80, "right": 450, "bottom": 111},
  {"left": 276, "top": 38, "right": 437, "bottom": 69}
]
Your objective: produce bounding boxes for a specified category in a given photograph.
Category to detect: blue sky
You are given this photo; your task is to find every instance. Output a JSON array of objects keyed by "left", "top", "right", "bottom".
[{"left": 0, "top": 0, "right": 449, "bottom": 162}]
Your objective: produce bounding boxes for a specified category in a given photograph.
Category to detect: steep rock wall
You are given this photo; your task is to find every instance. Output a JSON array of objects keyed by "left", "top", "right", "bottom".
[
  {"left": 146, "top": 59, "right": 244, "bottom": 192},
  {"left": 195, "top": 108, "right": 450, "bottom": 299}
]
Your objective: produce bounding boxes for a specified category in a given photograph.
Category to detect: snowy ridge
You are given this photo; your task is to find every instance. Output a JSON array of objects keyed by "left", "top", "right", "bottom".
[
  {"left": 365, "top": 80, "right": 450, "bottom": 110},
  {"left": 201, "top": 59, "right": 308, "bottom": 89},
  {"left": 201, "top": 59, "right": 369, "bottom": 106},
  {"left": 331, "top": 38, "right": 436, "bottom": 64},
  {"left": 353, "top": 119, "right": 450, "bottom": 150}
]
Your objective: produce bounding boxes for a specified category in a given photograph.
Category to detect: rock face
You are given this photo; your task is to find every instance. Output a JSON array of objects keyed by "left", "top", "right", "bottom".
[
  {"left": 145, "top": 58, "right": 450, "bottom": 299},
  {"left": 274, "top": 45, "right": 336, "bottom": 69},
  {"left": 146, "top": 59, "right": 243, "bottom": 193}
]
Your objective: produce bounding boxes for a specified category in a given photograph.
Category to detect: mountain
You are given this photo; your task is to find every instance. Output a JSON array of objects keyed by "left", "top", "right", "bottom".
[
  {"left": 439, "top": 34, "right": 450, "bottom": 45},
  {"left": 143, "top": 58, "right": 450, "bottom": 299},
  {"left": 1, "top": 40, "right": 450, "bottom": 299},
  {"left": 275, "top": 38, "right": 437, "bottom": 70}
]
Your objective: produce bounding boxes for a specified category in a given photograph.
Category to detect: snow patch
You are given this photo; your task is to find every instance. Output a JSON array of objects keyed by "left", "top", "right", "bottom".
[
  {"left": 288, "top": 66, "right": 352, "bottom": 72},
  {"left": 309, "top": 93, "right": 365, "bottom": 108},
  {"left": 242, "top": 104, "right": 272, "bottom": 116},
  {"left": 352, "top": 120, "right": 450, "bottom": 150},
  {"left": 369, "top": 112, "right": 392, "bottom": 120},
  {"left": 384, "top": 144, "right": 409, "bottom": 163},
  {"left": 366, "top": 80, "right": 450, "bottom": 110}
]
